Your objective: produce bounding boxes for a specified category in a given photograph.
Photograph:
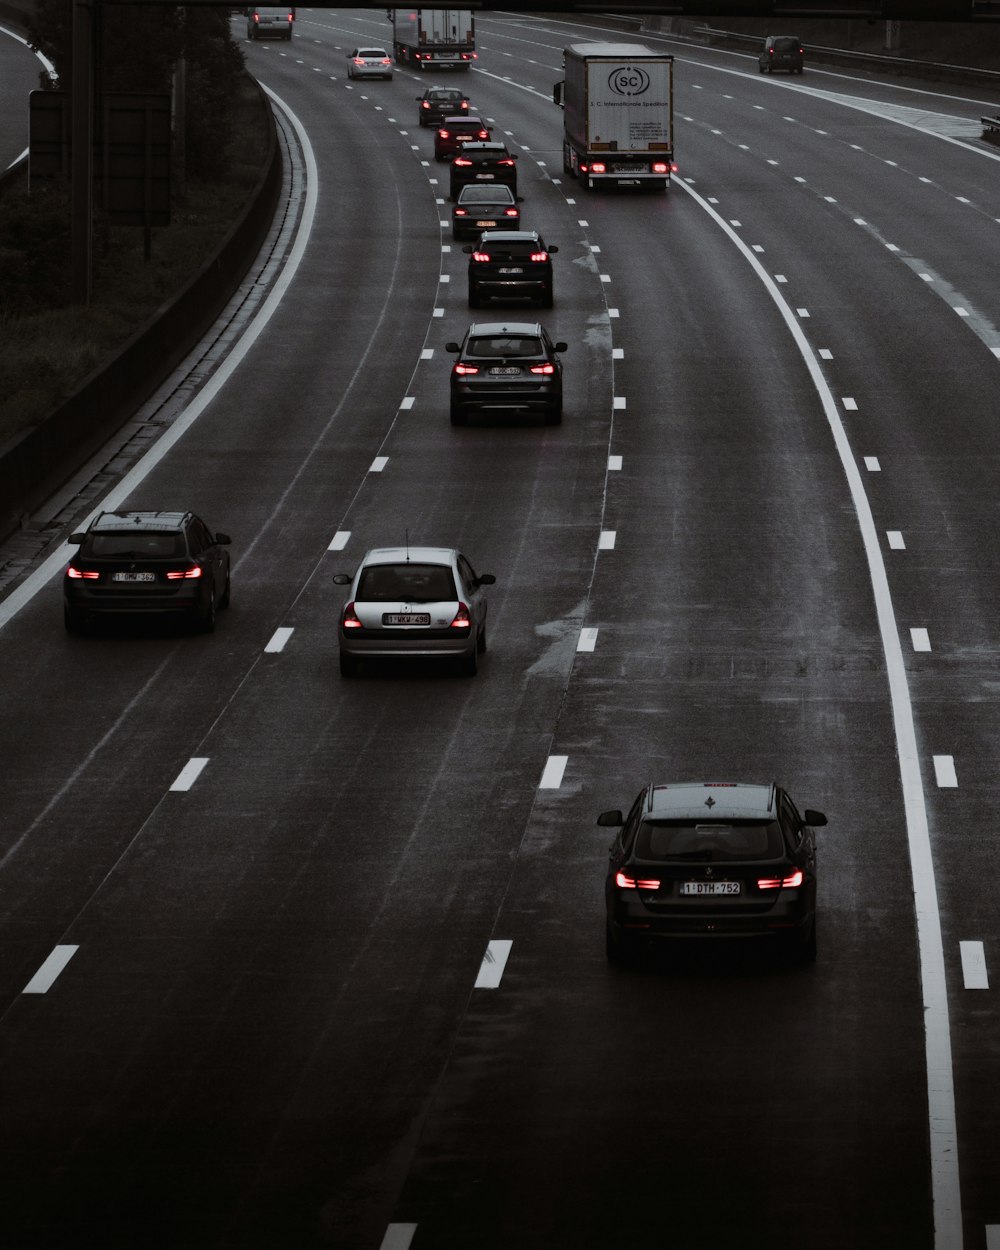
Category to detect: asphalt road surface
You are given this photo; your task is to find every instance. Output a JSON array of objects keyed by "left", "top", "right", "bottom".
[{"left": 2, "top": 11, "right": 1000, "bottom": 1249}]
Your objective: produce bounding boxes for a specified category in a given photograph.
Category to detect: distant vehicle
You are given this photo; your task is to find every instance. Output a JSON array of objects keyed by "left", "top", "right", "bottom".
[
  {"left": 347, "top": 46, "right": 393, "bottom": 79},
  {"left": 451, "top": 184, "right": 522, "bottom": 241},
  {"left": 464, "top": 230, "right": 557, "bottom": 308},
  {"left": 553, "top": 42, "right": 674, "bottom": 190},
  {"left": 333, "top": 546, "right": 494, "bottom": 676},
  {"left": 445, "top": 321, "right": 566, "bottom": 426},
  {"left": 599, "top": 781, "right": 827, "bottom": 965},
  {"left": 416, "top": 86, "right": 470, "bottom": 126},
  {"left": 435, "top": 115, "right": 490, "bottom": 161},
  {"left": 449, "top": 141, "right": 518, "bottom": 200},
  {"left": 389, "top": 8, "right": 476, "bottom": 70},
  {"left": 246, "top": 6, "right": 294, "bottom": 40},
  {"left": 64, "top": 511, "right": 231, "bottom": 634},
  {"left": 759, "top": 34, "right": 805, "bottom": 74}
]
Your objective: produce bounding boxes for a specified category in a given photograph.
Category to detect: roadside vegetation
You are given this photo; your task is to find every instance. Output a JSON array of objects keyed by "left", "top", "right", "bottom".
[{"left": 0, "top": 6, "right": 269, "bottom": 452}]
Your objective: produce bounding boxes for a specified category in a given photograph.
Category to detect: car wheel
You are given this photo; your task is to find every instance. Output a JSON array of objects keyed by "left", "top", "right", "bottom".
[
  {"left": 606, "top": 923, "right": 632, "bottom": 966},
  {"left": 458, "top": 649, "right": 478, "bottom": 676},
  {"left": 219, "top": 570, "right": 231, "bottom": 609},
  {"left": 339, "top": 652, "right": 359, "bottom": 678},
  {"left": 476, "top": 622, "right": 487, "bottom": 653},
  {"left": 793, "top": 917, "right": 818, "bottom": 963},
  {"left": 545, "top": 402, "right": 562, "bottom": 426},
  {"left": 450, "top": 402, "right": 468, "bottom": 426},
  {"left": 198, "top": 588, "right": 217, "bottom": 633},
  {"left": 64, "top": 604, "right": 85, "bottom": 635}
]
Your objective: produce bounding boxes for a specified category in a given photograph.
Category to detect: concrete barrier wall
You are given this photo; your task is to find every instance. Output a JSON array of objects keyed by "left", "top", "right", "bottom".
[{"left": 0, "top": 78, "right": 280, "bottom": 540}]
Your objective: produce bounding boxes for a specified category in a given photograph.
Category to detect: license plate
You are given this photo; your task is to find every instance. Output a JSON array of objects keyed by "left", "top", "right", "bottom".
[
  {"left": 475, "top": 173, "right": 495, "bottom": 180},
  {"left": 383, "top": 613, "right": 430, "bottom": 626},
  {"left": 680, "top": 881, "right": 741, "bottom": 896},
  {"left": 490, "top": 366, "right": 521, "bottom": 375},
  {"left": 112, "top": 571, "right": 156, "bottom": 582},
  {"left": 476, "top": 219, "right": 497, "bottom": 227},
  {"left": 498, "top": 267, "right": 523, "bottom": 274}
]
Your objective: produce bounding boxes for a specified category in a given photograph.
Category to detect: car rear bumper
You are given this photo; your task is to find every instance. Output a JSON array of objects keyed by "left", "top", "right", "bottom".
[
  {"left": 64, "top": 587, "right": 207, "bottom": 616},
  {"left": 609, "top": 894, "right": 812, "bottom": 943},
  {"left": 339, "top": 632, "right": 476, "bottom": 660},
  {"left": 471, "top": 278, "right": 550, "bottom": 296},
  {"left": 452, "top": 383, "right": 561, "bottom": 414}
]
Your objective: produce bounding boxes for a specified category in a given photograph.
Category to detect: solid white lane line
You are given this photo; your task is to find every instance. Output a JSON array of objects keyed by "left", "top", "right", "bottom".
[
  {"left": 370, "top": 457, "right": 389, "bottom": 472},
  {"left": 265, "top": 627, "right": 294, "bottom": 654},
  {"left": 328, "top": 531, "right": 350, "bottom": 551},
  {"left": 959, "top": 941, "right": 988, "bottom": 990},
  {"left": 887, "top": 531, "right": 906, "bottom": 549},
  {"left": 864, "top": 457, "right": 881, "bottom": 471},
  {"left": 598, "top": 531, "right": 616, "bottom": 550},
  {"left": 475, "top": 939, "right": 513, "bottom": 988},
  {"left": 379, "top": 1225, "right": 418, "bottom": 1250},
  {"left": 170, "top": 758, "right": 209, "bottom": 792},
  {"left": 539, "top": 755, "right": 568, "bottom": 789},
  {"left": 578, "top": 627, "right": 598, "bottom": 652},
  {"left": 911, "top": 628, "right": 931, "bottom": 652},
  {"left": 933, "top": 755, "right": 958, "bottom": 788},
  {"left": 608, "top": 455, "right": 622, "bottom": 471},
  {"left": 23, "top": 945, "right": 79, "bottom": 994}
]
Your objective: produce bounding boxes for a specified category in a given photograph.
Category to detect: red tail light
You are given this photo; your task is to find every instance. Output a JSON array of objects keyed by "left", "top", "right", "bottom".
[
  {"left": 453, "top": 362, "right": 479, "bottom": 375},
  {"left": 66, "top": 566, "right": 99, "bottom": 580},
  {"left": 165, "top": 565, "right": 203, "bottom": 580},
  {"left": 757, "top": 869, "right": 804, "bottom": 890},
  {"left": 529, "top": 251, "right": 548, "bottom": 262},
  {"left": 652, "top": 162, "right": 668, "bottom": 174},
  {"left": 421, "top": 101, "right": 430, "bottom": 109},
  {"left": 477, "top": 129, "right": 489, "bottom": 139},
  {"left": 590, "top": 162, "right": 606, "bottom": 174},
  {"left": 343, "top": 602, "right": 362, "bottom": 629},
  {"left": 449, "top": 603, "right": 472, "bottom": 628},
  {"left": 253, "top": 11, "right": 259, "bottom": 20},
  {"left": 438, "top": 129, "right": 450, "bottom": 138},
  {"left": 471, "top": 251, "right": 490, "bottom": 262},
  {"left": 498, "top": 159, "right": 515, "bottom": 167},
  {"left": 616, "top": 870, "right": 661, "bottom": 890},
  {"left": 381, "top": 58, "right": 390, "bottom": 65},
  {"left": 454, "top": 208, "right": 467, "bottom": 216},
  {"left": 453, "top": 157, "right": 472, "bottom": 167},
  {"left": 529, "top": 363, "right": 555, "bottom": 375},
  {"left": 504, "top": 208, "right": 519, "bottom": 217}
]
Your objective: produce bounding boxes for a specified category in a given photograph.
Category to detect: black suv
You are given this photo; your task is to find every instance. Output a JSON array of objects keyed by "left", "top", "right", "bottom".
[
  {"left": 64, "top": 510, "right": 232, "bottom": 633},
  {"left": 464, "top": 230, "right": 557, "bottom": 308},
  {"left": 599, "top": 781, "right": 827, "bottom": 964},
  {"left": 445, "top": 321, "right": 567, "bottom": 426},
  {"left": 435, "top": 114, "right": 490, "bottom": 161},
  {"left": 758, "top": 34, "right": 804, "bottom": 74},
  {"left": 449, "top": 141, "right": 518, "bottom": 200},
  {"left": 416, "top": 87, "right": 469, "bottom": 126}
]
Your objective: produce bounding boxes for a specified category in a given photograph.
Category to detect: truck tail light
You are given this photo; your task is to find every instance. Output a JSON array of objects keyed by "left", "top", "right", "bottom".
[
  {"left": 590, "top": 162, "right": 606, "bottom": 174},
  {"left": 652, "top": 162, "right": 668, "bottom": 174}
]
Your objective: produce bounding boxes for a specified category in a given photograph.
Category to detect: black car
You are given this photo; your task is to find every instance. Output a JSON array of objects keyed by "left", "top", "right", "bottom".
[
  {"left": 449, "top": 141, "right": 518, "bottom": 200},
  {"left": 445, "top": 320, "right": 566, "bottom": 426},
  {"left": 435, "top": 114, "right": 491, "bottom": 162},
  {"left": 64, "top": 510, "right": 231, "bottom": 633},
  {"left": 464, "top": 230, "right": 557, "bottom": 308},
  {"left": 599, "top": 781, "right": 827, "bottom": 965},
  {"left": 758, "top": 34, "right": 804, "bottom": 73},
  {"left": 416, "top": 86, "right": 469, "bottom": 126},
  {"left": 451, "top": 184, "right": 522, "bottom": 241}
]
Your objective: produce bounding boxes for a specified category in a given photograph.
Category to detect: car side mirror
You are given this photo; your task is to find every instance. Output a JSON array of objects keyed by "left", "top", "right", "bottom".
[
  {"left": 68, "top": 532, "right": 85, "bottom": 544},
  {"left": 548, "top": 245, "right": 559, "bottom": 253},
  {"left": 214, "top": 532, "right": 231, "bottom": 545},
  {"left": 332, "top": 573, "right": 352, "bottom": 586},
  {"left": 803, "top": 809, "right": 827, "bottom": 827},
  {"left": 444, "top": 341, "right": 461, "bottom": 353},
  {"left": 516, "top": 196, "right": 524, "bottom": 202},
  {"left": 477, "top": 573, "right": 496, "bottom": 586},
  {"left": 462, "top": 245, "right": 473, "bottom": 254},
  {"left": 554, "top": 342, "right": 568, "bottom": 353},
  {"left": 597, "top": 810, "right": 623, "bottom": 827}
]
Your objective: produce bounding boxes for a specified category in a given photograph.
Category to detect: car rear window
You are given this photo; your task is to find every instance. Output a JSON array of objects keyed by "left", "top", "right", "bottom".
[
  {"left": 431, "top": 90, "right": 464, "bottom": 100},
  {"left": 467, "top": 336, "right": 543, "bottom": 358},
  {"left": 458, "top": 187, "right": 514, "bottom": 204},
  {"left": 89, "top": 533, "right": 184, "bottom": 557},
  {"left": 772, "top": 37, "right": 800, "bottom": 51},
  {"left": 635, "top": 820, "right": 783, "bottom": 862},
  {"left": 357, "top": 563, "right": 456, "bottom": 602},
  {"left": 358, "top": 49, "right": 386, "bottom": 56},
  {"left": 479, "top": 240, "right": 539, "bottom": 259}
]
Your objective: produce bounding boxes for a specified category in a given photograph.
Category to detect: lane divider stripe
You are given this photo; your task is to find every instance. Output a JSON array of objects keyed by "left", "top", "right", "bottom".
[
  {"left": 170, "top": 758, "right": 209, "bottom": 792},
  {"left": 475, "top": 939, "right": 513, "bottom": 988},
  {"left": 23, "top": 945, "right": 79, "bottom": 994}
]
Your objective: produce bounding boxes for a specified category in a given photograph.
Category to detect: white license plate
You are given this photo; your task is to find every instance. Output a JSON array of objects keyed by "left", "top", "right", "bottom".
[
  {"left": 498, "top": 267, "right": 523, "bottom": 274},
  {"left": 112, "top": 571, "right": 156, "bottom": 582},
  {"left": 383, "top": 613, "right": 430, "bottom": 626},
  {"left": 680, "top": 881, "right": 741, "bottom": 896},
  {"left": 475, "top": 173, "right": 495, "bottom": 180},
  {"left": 490, "top": 366, "right": 521, "bottom": 375},
  {"left": 476, "top": 219, "right": 497, "bottom": 227}
]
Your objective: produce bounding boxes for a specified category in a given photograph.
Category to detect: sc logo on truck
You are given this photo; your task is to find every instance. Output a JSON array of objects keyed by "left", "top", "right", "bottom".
[{"left": 608, "top": 65, "right": 650, "bottom": 96}]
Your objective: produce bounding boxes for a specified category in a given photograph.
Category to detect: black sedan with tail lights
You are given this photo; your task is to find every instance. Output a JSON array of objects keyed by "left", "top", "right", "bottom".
[
  {"left": 449, "top": 141, "right": 518, "bottom": 200},
  {"left": 599, "top": 781, "right": 827, "bottom": 964},
  {"left": 434, "top": 115, "right": 490, "bottom": 161},
  {"left": 63, "top": 510, "right": 231, "bottom": 634}
]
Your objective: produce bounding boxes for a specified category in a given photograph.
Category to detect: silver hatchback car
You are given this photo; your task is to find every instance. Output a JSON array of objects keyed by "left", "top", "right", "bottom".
[
  {"left": 333, "top": 546, "right": 495, "bottom": 676},
  {"left": 347, "top": 46, "right": 394, "bottom": 79}
]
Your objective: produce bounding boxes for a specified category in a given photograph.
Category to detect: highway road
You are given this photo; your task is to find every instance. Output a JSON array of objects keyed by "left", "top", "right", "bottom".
[{"left": 2, "top": 10, "right": 999, "bottom": 1248}]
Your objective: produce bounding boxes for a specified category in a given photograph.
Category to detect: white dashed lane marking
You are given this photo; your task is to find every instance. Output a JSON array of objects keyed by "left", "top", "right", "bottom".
[
  {"left": 379, "top": 1225, "right": 418, "bottom": 1250},
  {"left": 329, "top": 531, "right": 350, "bottom": 551},
  {"left": 887, "top": 531, "right": 906, "bottom": 550},
  {"left": 370, "top": 457, "right": 389, "bottom": 472},
  {"left": 170, "top": 758, "right": 209, "bottom": 792},
  {"left": 864, "top": 457, "right": 881, "bottom": 471},
  {"left": 265, "top": 627, "right": 294, "bottom": 654},
  {"left": 578, "top": 627, "right": 598, "bottom": 652},
  {"left": 23, "top": 945, "right": 79, "bottom": 994},
  {"left": 842, "top": 398, "right": 858, "bottom": 411},
  {"left": 960, "top": 941, "right": 989, "bottom": 990},
  {"left": 598, "top": 531, "right": 616, "bottom": 550},
  {"left": 475, "top": 940, "right": 513, "bottom": 988},
  {"left": 911, "top": 628, "right": 931, "bottom": 652},
  {"left": 608, "top": 455, "right": 622, "bottom": 470},
  {"left": 933, "top": 755, "right": 958, "bottom": 788},
  {"left": 539, "top": 755, "right": 568, "bottom": 789}
]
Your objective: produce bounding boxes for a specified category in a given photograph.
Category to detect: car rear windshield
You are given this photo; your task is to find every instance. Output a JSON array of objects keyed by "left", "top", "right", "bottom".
[
  {"left": 431, "top": 90, "right": 465, "bottom": 101},
  {"left": 358, "top": 49, "right": 386, "bottom": 56},
  {"left": 458, "top": 187, "right": 515, "bottom": 204},
  {"left": 467, "top": 336, "right": 543, "bottom": 358},
  {"left": 478, "top": 240, "right": 541, "bottom": 259},
  {"left": 635, "top": 820, "right": 784, "bottom": 863},
  {"left": 357, "top": 563, "right": 456, "bottom": 602},
  {"left": 772, "top": 37, "right": 800, "bottom": 51},
  {"left": 89, "top": 533, "right": 184, "bottom": 557}
]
